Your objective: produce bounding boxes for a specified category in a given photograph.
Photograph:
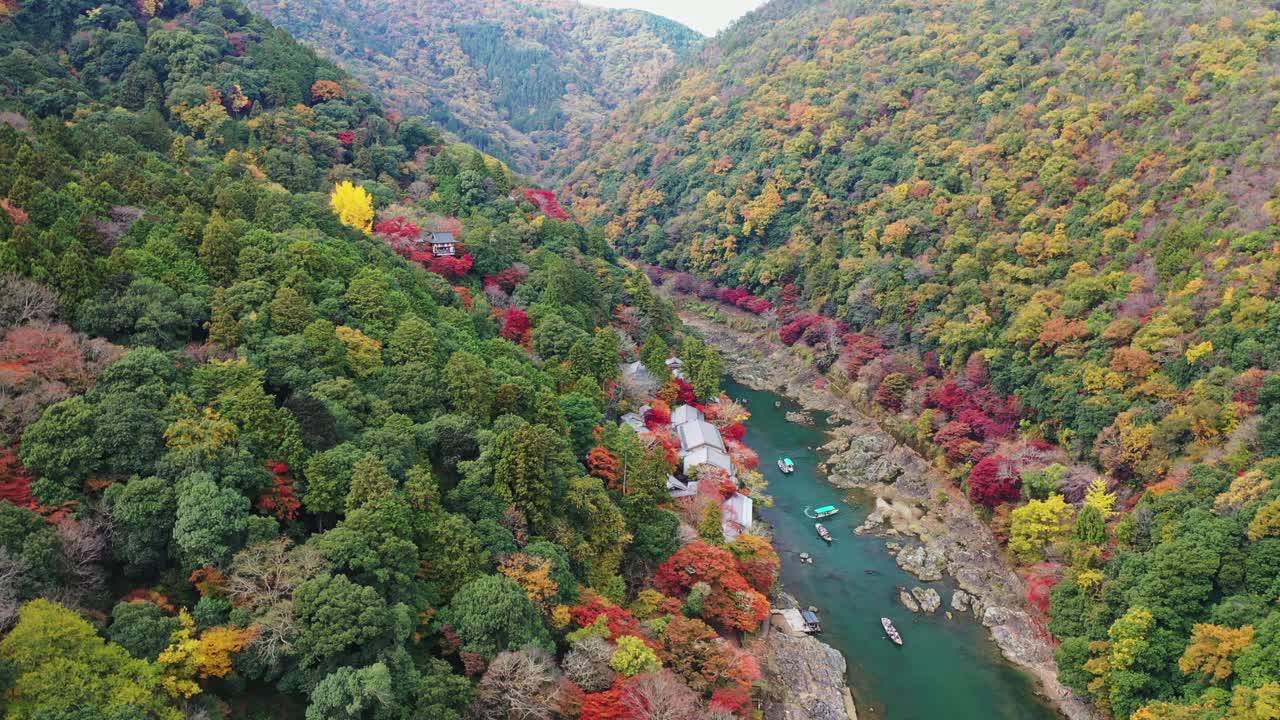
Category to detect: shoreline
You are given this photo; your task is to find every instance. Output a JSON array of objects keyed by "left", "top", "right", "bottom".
[{"left": 681, "top": 308, "right": 1097, "bottom": 720}]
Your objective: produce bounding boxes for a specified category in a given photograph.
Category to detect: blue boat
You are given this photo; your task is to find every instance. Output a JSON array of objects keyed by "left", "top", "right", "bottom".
[
  {"left": 777, "top": 457, "right": 795, "bottom": 474},
  {"left": 805, "top": 505, "right": 840, "bottom": 519}
]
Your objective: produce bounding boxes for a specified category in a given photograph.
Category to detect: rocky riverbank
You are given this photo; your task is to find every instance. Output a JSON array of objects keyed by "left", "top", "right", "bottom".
[
  {"left": 761, "top": 594, "right": 858, "bottom": 720},
  {"left": 679, "top": 310, "right": 1097, "bottom": 720}
]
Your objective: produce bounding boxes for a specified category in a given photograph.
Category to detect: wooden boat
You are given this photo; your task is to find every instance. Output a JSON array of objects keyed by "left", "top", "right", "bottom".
[
  {"left": 811, "top": 505, "right": 839, "bottom": 518},
  {"left": 881, "top": 617, "right": 903, "bottom": 645},
  {"left": 815, "top": 523, "right": 833, "bottom": 543},
  {"left": 777, "top": 457, "right": 795, "bottom": 474}
]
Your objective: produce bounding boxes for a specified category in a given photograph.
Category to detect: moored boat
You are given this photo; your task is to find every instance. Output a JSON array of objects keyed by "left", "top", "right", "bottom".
[
  {"left": 777, "top": 457, "right": 795, "bottom": 474},
  {"left": 815, "top": 523, "right": 833, "bottom": 542},
  {"left": 882, "top": 617, "right": 903, "bottom": 645}
]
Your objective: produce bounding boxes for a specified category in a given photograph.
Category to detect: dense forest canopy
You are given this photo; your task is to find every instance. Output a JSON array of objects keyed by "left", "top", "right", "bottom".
[
  {"left": 0, "top": 0, "right": 774, "bottom": 718},
  {"left": 555, "top": 0, "right": 1280, "bottom": 716},
  {"left": 243, "top": 0, "right": 703, "bottom": 174}
]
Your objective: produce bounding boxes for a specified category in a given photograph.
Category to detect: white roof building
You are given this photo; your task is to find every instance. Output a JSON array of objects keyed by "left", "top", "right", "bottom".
[
  {"left": 619, "top": 413, "right": 646, "bottom": 433},
  {"left": 721, "top": 492, "right": 754, "bottom": 541},
  {"left": 666, "top": 475, "right": 698, "bottom": 498},
  {"left": 671, "top": 404, "right": 705, "bottom": 426},
  {"left": 682, "top": 446, "right": 733, "bottom": 476},
  {"left": 676, "top": 420, "right": 726, "bottom": 453}
]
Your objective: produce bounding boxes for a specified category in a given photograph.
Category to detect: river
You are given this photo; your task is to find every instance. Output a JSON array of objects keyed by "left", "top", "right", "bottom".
[{"left": 729, "top": 380, "right": 1061, "bottom": 720}]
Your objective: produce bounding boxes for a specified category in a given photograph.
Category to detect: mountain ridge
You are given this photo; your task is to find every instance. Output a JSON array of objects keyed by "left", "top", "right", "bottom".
[{"left": 244, "top": 0, "right": 703, "bottom": 174}]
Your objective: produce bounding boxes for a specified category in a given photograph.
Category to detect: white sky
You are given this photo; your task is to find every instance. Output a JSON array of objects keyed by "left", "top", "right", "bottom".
[{"left": 584, "top": 0, "right": 768, "bottom": 36}]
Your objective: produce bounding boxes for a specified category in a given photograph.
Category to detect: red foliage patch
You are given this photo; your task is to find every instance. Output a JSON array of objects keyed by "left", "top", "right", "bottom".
[
  {"left": 258, "top": 461, "right": 300, "bottom": 521},
  {"left": 569, "top": 594, "right": 642, "bottom": 640},
  {"left": 0, "top": 447, "right": 35, "bottom": 509},
  {"left": 500, "top": 308, "right": 531, "bottom": 343},
  {"left": 586, "top": 445, "right": 620, "bottom": 490},
  {"left": 521, "top": 188, "right": 571, "bottom": 220},
  {"left": 968, "top": 455, "right": 1021, "bottom": 508},
  {"left": 653, "top": 542, "right": 769, "bottom": 631},
  {"left": 643, "top": 400, "right": 671, "bottom": 430},
  {"left": 336, "top": 131, "right": 355, "bottom": 146},
  {"left": 710, "top": 686, "right": 752, "bottom": 718},
  {"left": 578, "top": 682, "right": 628, "bottom": 720},
  {"left": 484, "top": 266, "right": 529, "bottom": 292}
]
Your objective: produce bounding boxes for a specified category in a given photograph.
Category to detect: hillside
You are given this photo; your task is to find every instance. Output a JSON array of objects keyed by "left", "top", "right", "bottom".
[
  {"left": 0, "top": 0, "right": 777, "bottom": 718},
  {"left": 557, "top": 0, "right": 1280, "bottom": 716},
  {"left": 244, "top": 0, "right": 703, "bottom": 173}
]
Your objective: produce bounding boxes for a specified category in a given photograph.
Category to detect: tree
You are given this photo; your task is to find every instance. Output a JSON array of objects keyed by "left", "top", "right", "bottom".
[
  {"left": 330, "top": 181, "right": 373, "bottom": 233},
  {"left": 19, "top": 395, "right": 100, "bottom": 502},
  {"left": 0, "top": 599, "right": 177, "bottom": 720},
  {"left": 563, "top": 636, "right": 617, "bottom": 692},
  {"left": 968, "top": 455, "right": 1021, "bottom": 508},
  {"left": 1248, "top": 499, "right": 1280, "bottom": 541},
  {"left": 494, "top": 424, "right": 568, "bottom": 532},
  {"left": 1179, "top": 624, "right": 1254, "bottom": 684},
  {"left": 441, "top": 574, "right": 553, "bottom": 660},
  {"left": 621, "top": 671, "right": 702, "bottom": 720},
  {"left": 294, "top": 573, "right": 407, "bottom": 672},
  {"left": 610, "top": 635, "right": 661, "bottom": 677},
  {"left": 444, "top": 351, "right": 493, "bottom": 421},
  {"left": 471, "top": 646, "right": 562, "bottom": 720},
  {"left": 346, "top": 453, "right": 395, "bottom": 512},
  {"left": 104, "top": 475, "right": 175, "bottom": 575},
  {"left": 270, "top": 286, "right": 314, "bottom": 334},
  {"left": 306, "top": 663, "right": 394, "bottom": 720},
  {"left": 108, "top": 600, "right": 180, "bottom": 662},
  {"left": 173, "top": 474, "right": 249, "bottom": 571},
  {"left": 1008, "top": 495, "right": 1073, "bottom": 563},
  {"left": 1073, "top": 503, "right": 1107, "bottom": 547}
]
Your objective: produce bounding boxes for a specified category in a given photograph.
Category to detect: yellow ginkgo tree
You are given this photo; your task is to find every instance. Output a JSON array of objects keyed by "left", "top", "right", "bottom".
[{"left": 330, "top": 181, "right": 373, "bottom": 233}]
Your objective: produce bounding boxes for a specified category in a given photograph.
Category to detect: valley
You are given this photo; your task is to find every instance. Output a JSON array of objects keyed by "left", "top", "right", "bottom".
[{"left": 2, "top": 0, "right": 1279, "bottom": 719}]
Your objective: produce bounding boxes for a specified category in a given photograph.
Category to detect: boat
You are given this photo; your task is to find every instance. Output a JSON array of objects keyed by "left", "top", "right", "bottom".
[
  {"left": 881, "top": 617, "right": 903, "bottom": 645},
  {"left": 803, "top": 505, "right": 840, "bottom": 519},
  {"left": 777, "top": 457, "right": 795, "bottom": 474},
  {"left": 815, "top": 523, "right": 833, "bottom": 542},
  {"left": 800, "top": 608, "right": 823, "bottom": 633}
]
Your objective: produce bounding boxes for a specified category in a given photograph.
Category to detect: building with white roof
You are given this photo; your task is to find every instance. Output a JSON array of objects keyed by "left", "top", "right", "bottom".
[
  {"left": 676, "top": 420, "right": 726, "bottom": 453},
  {"left": 721, "top": 492, "right": 754, "bottom": 541},
  {"left": 670, "top": 404, "right": 704, "bottom": 426},
  {"left": 681, "top": 446, "right": 733, "bottom": 476}
]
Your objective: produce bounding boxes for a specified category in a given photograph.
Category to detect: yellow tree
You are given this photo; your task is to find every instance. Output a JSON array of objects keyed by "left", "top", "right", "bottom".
[
  {"left": 330, "top": 181, "right": 373, "bottom": 233},
  {"left": 1178, "top": 623, "right": 1254, "bottom": 683},
  {"left": 1008, "top": 494, "right": 1073, "bottom": 562}
]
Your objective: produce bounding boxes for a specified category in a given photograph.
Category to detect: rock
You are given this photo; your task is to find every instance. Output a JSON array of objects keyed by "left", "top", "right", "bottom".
[
  {"left": 895, "top": 543, "right": 945, "bottom": 582},
  {"left": 951, "top": 590, "right": 973, "bottom": 613},
  {"left": 911, "top": 587, "right": 942, "bottom": 613},
  {"left": 899, "top": 590, "right": 921, "bottom": 612},
  {"left": 982, "top": 606, "right": 1054, "bottom": 667},
  {"left": 946, "top": 611, "right": 953, "bottom": 620},
  {"left": 761, "top": 631, "right": 855, "bottom": 720},
  {"left": 885, "top": 541, "right": 901, "bottom": 554},
  {"left": 786, "top": 410, "right": 815, "bottom": 425}
]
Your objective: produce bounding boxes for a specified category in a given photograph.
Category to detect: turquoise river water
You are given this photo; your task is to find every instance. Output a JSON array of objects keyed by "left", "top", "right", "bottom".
[{"left": 728, "top": 380, "right": 1061, "bottom": 720}]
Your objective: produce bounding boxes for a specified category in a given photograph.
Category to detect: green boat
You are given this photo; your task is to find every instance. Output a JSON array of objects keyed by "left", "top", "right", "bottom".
[{"left": 805, "top": 505, "right": 840, "bottom": 519}]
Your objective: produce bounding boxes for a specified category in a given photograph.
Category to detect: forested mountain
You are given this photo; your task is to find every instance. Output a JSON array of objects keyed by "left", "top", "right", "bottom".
[
  {"left": 243, "top": 0, "right": 702, "bottom": 173},
  {"left": 557, "top": 0, "right": 1280, "bottom": 716},
  {"left": 0, "top": 0, "right": 770, "bottom": 718}
]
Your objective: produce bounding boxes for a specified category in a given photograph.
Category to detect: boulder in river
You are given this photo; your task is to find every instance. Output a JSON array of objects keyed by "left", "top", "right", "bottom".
[
  {"left": 951, "top": 590, "right": 974, "bottom": 613},
  {"left": 912, "top": 587, "right": 942, "bottom": 613},
  {"left": 895, "top": 543, "right": 945, "bottom": 581},
  {"left": 899, "top": 590, "right": 920, "bottom": 612},
  {"left": 786, "top": 410, "right": 815, "bottom": 425}
]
